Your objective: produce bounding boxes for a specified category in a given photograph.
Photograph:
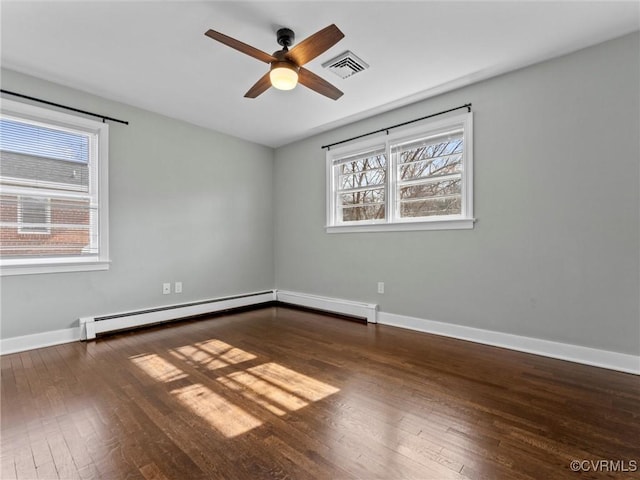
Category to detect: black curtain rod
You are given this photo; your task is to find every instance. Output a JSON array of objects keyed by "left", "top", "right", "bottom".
[
  {"left": 321, "top": 103, "right": 471, "bottom": 150},
  {"left": 1, "top": 89, "right": 129, "bottom": 125}
]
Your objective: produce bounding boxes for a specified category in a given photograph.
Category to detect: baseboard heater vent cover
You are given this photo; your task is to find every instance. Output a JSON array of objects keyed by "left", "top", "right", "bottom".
[
  {"left": 79, "top": 290, "right": 275, "bottom": 340},
  {"left": 275, "top": 290, "right": 377, "bottom": 323}
]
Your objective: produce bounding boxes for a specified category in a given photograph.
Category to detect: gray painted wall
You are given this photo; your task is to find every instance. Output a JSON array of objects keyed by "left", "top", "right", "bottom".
[
  {"left": 1, "top": 69, "right": 275, "bottom": 338},
  {"left": 273, "top": 33, "right": 640, "bottom": 355},
  {"left": 2, "top": 33, "right": 638, "bottom": 357}
]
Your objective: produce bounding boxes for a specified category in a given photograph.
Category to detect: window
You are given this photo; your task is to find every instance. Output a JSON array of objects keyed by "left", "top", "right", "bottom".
[
  {"left": 0, "top": 99, "right": 109, "bottom": 275},
  {"left": 17, "top": 196, "right": 51, "bottom": 234},
  {"left": 326, "top": 112, "right": 474, "bottom": 232}
]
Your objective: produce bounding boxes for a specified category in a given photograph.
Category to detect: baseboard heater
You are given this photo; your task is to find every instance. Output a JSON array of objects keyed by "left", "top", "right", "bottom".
[
  {"left": 79, "top": 290, "right": 275, "bottom": 340},
  {"left": 276, "top": 290, "right": 378, "bottom": 324}
]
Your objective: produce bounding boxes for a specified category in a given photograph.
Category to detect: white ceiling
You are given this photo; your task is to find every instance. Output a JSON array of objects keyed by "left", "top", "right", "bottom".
[{"left": 1, "top": 1, "right": 638, "bottom": 148}]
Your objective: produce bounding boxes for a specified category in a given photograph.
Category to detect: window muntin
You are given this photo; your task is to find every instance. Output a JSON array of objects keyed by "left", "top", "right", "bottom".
[
  {"left": 327, "top": 113, "right": 473, "bottom": 232},
  {"left": 0, "top": 99, "right": 109, "bottom": 275}
]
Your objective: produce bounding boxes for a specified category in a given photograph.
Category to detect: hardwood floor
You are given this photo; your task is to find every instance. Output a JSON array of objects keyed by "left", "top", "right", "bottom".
[{"left": 1, "top": 306, "right": 638, "bottom": 479}]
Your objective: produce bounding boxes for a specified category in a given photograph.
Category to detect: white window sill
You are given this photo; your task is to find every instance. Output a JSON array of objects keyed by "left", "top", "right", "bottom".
[
  {"left": 0, "top": 260, "right": 111, "bottom": 276},
  {"left": 326, "top": 218, "right": 476, "bottom": 233}
]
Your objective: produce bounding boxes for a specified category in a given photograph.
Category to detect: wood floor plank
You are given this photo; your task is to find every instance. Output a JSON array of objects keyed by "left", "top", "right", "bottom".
[
  {"left": 12, "top": 443, "right": 38, "bottom": 480},
  {"left": 2, "top": 306, "right": 638, "bottom": 479}
]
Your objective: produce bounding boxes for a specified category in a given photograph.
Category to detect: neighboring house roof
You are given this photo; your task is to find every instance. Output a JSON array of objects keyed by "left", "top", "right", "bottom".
[{"left": 0, "top": 150, "right": 89, "bottom": 190}]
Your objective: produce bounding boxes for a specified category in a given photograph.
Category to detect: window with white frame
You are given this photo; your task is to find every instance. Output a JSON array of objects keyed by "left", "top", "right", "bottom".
[
  {"left": 326, "top": 112, "right": 474, "bottom": 232},
  {"left": 0, "top": 99, "right": 109, "bottom": 275}
]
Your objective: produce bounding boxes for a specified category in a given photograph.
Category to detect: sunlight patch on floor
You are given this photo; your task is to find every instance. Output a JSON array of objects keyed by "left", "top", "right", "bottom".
[
  {"left": 217, "top": 370, "right": 307, "bottom": 415},
  {"left": 171, "top": 383, "right": 262, "bottom": 438},
  {"left": 130, "top": 339, "right": 339, "bottom": 439},
  {"left": 172, "top": 339, "right": 256, "bottom": 370},
  {"left": 248, "top": 362, "right": 340, "bottom": 402},
  {"left": 131, "top": 353, "right": 188, "bottom": 383}
]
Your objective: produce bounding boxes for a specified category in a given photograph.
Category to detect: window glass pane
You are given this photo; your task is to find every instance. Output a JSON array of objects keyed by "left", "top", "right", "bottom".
[
  {"left": 0, "top": 151, "right": 90, "bottom": 192},
  {"left": 19, "top": 196, "right": 50, "bottom": 233},
  {"left": 339, "top": 167, "right": 385, "bottom": 190},
  {"left": 1, "top": 193, "right": 93, "bottom": 258},
  {"left": 0, "top": 119, "right": 89, "bottom": 163},
  {"left": 396, "top": 136, "right": 463, "bottom": 182},
  {"left": 399, "top": 196, "right": 462, "bottom": 218},
  {"left": 340, "top": 188, "right": 384, "bottom": 206},
  {"left": 334, "top": 149, "right": 387, "bottom": 223},
  {"left": 393, "top": 129, "right": 462, "bottom": 156},
  {"left": 341, "top": 204, "right": 385, "bottom": 222},
  {"left": 399, "top": 180, "right": 461, "bottom": 217}
]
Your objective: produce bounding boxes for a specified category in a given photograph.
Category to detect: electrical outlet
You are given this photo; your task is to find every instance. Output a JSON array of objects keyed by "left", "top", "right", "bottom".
[
  {"left": 175, "top": 281, "right": 182, "bottom": 294},
  {"left": 377, "top": 282, "right": 385, "bottom": 294},
  {"left": 162, "top": 283, "right": 171, "bottom": 295}
]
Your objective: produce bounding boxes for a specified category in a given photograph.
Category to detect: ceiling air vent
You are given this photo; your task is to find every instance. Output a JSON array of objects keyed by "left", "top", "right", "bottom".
[{"left": 322, "top": 51, "right": 369, "bottom": 79}]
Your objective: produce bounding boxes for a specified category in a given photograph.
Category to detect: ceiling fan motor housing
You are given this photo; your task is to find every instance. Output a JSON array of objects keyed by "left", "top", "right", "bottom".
[
  {"left": 276, "top": 28, "right": 295, "bottom": 49},
  {"left": 271, "top": 50, "right": 299, "bottom": 70}
]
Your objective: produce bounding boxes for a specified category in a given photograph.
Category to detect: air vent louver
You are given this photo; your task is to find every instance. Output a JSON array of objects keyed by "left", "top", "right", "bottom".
[{"left": 322, "top": 51, "right": 369, "bottom": 79}]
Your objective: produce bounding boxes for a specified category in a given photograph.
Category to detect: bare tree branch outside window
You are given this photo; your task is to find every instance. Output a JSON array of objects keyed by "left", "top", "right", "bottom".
[
  {"left": 337, "top": 151, "right": 386, "bottom": 222},
  {"left": 395, "top": 136, "right": 463, "bottom": 218},
  {"left": 328, "top": 115, "right": 471, "bottom": 230}
]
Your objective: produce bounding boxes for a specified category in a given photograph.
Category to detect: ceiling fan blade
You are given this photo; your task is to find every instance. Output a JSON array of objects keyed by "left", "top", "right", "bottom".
[
  {"left": 244, "top": 72, "right": 272, "bottom": 98},
  {"left": 286, "top": 24, "right": 344, "bottom": 66},
  {"left": 205, "top": 29, "right": 275, "bottom": 64},
  {"left": 298, "top": 67, "right": 343, "bottom": 100}
]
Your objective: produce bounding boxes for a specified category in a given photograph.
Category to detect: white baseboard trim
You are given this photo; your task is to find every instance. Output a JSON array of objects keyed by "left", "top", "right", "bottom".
[
  {"left": 1, "top": 327, "right": 81, "bottom": 355},
  {"left": 1, "top": 290, "right": 276, "bottom": 354},
  {"left": 4, "top": 290, "right": 636, "bottom": 375},
  {"left": 80, "top": 290, "right": 276, "bottom": 340},
  {"left": 378, "top": 311, "right": 639, "bottom": 375},
  {"left": 276, "top": 290, "right": 378, "bottom": 323}
]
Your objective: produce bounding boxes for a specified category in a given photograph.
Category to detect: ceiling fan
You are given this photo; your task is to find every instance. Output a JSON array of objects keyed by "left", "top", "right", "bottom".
[{"left": 204, "top": 24, "right": 345, "bottom": 100}]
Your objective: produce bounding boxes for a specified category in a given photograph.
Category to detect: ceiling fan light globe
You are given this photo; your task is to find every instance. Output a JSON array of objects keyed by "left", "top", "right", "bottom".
[{"left": 270, "top": 66, "right": 299, "bottom": 90}]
